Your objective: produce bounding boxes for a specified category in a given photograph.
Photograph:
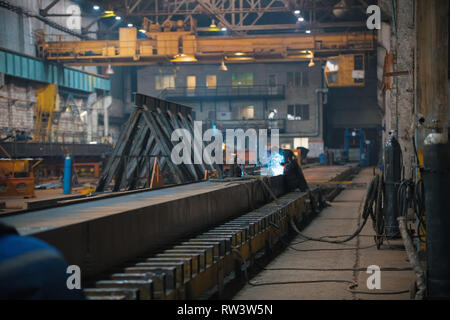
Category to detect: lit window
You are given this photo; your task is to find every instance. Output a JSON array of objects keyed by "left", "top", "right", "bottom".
[
  {"left": 232, "top": 73, "right": 253, "bottom": 87},
  {"left": 326, "top": 59, "right": 339, "bottom": 72},
  {"left": 155, "top": 75, "right": 175, "bottom": 90},
  {"left": 187, "top": 75, "right": 196, "bottom": 90},
  {"left": 239, "top": 105, "right": 254, "bottom": 120},
  {"left": 206, "top": 75, "right": 217, "bottom": 88},
  {"left": 293, "top": 137, "right": 309, "bottom": 149},
  {"left": 287, "top": 104, "right": 309, "bottom": 120}
]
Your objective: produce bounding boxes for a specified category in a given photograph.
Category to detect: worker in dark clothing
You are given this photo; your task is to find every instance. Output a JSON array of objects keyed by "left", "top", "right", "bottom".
[
  {"left": 0, "top": 222, "right": 84, "bottom": 300},
  {"left": 282, "top": 149, "right": 309, "bottom": 192}
]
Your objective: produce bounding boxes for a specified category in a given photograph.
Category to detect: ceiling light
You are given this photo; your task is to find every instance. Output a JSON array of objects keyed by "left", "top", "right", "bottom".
[
  {"left": 93, "top": 5, "right": 100, "bottom": 11},
  {"left": 308, "top": 58, "right": 315, "bottom": 67},
  {"left": 221, "top": 27, "right": 227, "bottom": 31},
  {"left": 171, "top": 54, "right": 198, "bottom": 62},
  {"left": 105, "top": 64, "right": 114, "bottom": 75},
  {"left": 219, "top": 60, "right": 228, "bottom": 71},
  {"left": 127, "top": 23, "right": 133, "bottom": 27},
  {"left": 209, "top": 20, "right": 220, "bottom": 31},
  {"left": 294, "top": 10, "right": 301, "bottom": 15},
  {"left": 305, "top": 29, "right": 311, "bottom": 34},
  {"left": 298, "top": 17, "right": 304, "bottom": 22},
  {"left": 115, "top": 16, "right": 121, "bottom": 21},
  {"left": 104, "top": 10, "right": 115, "bottom": 17}
]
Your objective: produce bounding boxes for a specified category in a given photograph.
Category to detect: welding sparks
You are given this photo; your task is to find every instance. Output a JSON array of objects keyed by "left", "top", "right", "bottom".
[{"left": 261, "top": 152, "right": 284, "bottom": 176}]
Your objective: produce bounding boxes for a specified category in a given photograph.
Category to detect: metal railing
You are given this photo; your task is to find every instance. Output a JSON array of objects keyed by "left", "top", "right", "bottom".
[
  {"left": 162, "top": 85, "right": 285, "bottom": 100},
  {"left": 216, "top": 119, "right": 286, "bottom": 131}
]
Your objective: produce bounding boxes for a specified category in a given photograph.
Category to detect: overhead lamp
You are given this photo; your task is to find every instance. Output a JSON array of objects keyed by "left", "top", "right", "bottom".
[
  {"left": 286, "top": 49, "right": 314, "bottom": 60},
  {"left": 298, "top": 17, "right": 304, "bottom": 22},
  {"left": 104, "top": 10, "right": 115, "bottom": 17},
  {"left": 308, "top": 58, "right": 315, "bottom": 67},
  {"left": 209, "top": 20, "right": 220, "bottom": 31},
  {"left": 221, "top": 27, "right": 227, "bottom": 31},
  {"left": 305, "top": 29, "right": 311, "bottom": 34},
  {"left": 294, "top": 10, "right": 301, "bottom": 15},
  {"left": 105, "top": 64, "right": 114, "bottom": 75},
  {"left": 171, "top": 54, "right": 198, "bottom": 62},
  {"left": 115, "top": 16, "right": 122, "bottom": 21},
  {"left": 219, "top": 60, "right": 228, "bottom": 71},
  {"left": 225, "top": 55, "right": 254, "bottom": 61},
  {"left": 93, "top": 5, "right": 100, "bottom": 11},
  {"left": 127, "top": 23, "right": 133, "bottom": 27}
]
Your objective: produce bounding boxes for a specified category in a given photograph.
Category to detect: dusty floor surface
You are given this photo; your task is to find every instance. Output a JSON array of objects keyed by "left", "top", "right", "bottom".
[{"left": 234, "top": 168, "right": 416, "bottom": 300}]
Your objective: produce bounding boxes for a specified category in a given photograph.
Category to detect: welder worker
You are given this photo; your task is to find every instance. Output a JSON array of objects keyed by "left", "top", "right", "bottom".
[
  {"left": 0, "top": 222, "right": 84, "bottom": 300},
  {"left": 282, "top": 149, "right": 308, "bottom": 192},
  {"left": 228, "top": 153, "right": 242, "bottom": 177}
]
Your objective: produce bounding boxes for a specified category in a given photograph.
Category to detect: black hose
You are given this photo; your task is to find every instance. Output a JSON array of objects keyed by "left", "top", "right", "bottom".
[{"left": 289, "top": 174, "right": 380, "bottom": 244}]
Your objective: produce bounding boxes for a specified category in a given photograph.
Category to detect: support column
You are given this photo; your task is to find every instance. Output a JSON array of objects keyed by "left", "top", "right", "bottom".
[{"left": 416, "top": 0, "right": 449, "bottom": 298}]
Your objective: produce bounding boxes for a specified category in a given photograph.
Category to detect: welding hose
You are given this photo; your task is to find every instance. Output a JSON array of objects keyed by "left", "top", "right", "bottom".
[{"left": 289, "top": 174, "right": 380, "bottom": 244}]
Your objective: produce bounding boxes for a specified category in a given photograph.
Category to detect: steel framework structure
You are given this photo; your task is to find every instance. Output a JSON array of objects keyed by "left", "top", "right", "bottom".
[{"left": 86, "top": 0, "right": 376, "bottom": 35}]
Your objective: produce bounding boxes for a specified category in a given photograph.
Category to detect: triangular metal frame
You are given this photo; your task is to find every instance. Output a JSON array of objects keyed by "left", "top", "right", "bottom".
[{"left": 96, "top": 94, "right": 221, "bottom": 192}]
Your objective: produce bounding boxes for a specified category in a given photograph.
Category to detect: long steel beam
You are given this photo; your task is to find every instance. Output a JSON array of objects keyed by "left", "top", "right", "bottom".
[{"left": 38, "top": 30, "right": 376, "bottom": 66}]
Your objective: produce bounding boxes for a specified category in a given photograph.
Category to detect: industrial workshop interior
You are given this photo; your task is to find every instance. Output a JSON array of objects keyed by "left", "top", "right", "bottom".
[{"left": 0, "top": 0, "right": 449, "bottom": 307}]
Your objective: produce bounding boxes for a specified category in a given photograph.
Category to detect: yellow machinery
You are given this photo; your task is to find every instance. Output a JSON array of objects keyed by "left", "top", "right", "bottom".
[
  {"left": 0, "top": 158, "right": 41, "bottom": 197},
  {"left": 34, "top": 83, "right": 58, "bottom": 142},
  {"left": 36, "top": 28, "right": 375, "bottom": 67},
  {"left": 324, "top": 53, "right": 366, "bottom": 87}
]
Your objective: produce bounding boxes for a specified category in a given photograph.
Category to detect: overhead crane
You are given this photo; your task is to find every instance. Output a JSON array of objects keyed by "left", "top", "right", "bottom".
[{"left": 36, "top": 26, "right": 376, "bottom": 67}]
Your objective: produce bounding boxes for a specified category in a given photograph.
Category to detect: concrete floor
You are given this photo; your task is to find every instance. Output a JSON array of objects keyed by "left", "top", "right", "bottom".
[{"left": 234, "top": 168, "right": 416, "bottom": 300}]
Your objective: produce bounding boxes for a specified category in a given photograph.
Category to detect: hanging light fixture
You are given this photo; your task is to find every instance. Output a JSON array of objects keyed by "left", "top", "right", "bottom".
[
  {"left": 105, "top": 64, "right": 114, "bottom": 75},
  {"left": 219, "top": 60, "right": 228, "bottom": 71},
  {"left": 308, "top": 58, "right": 315, "bottom": 68}
]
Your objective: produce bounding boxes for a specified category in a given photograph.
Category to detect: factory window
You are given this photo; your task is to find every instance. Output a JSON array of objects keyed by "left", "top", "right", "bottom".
[
  {"left": 287, "top": 71, "right": 308, "bottom": 88},
  {"left": 232, "top": 73, "right": 253, "bottom": 87},
  {"left": 287, "top": 104, "right": 309, "bottom": 120},
  {"left": 239, "top": 105, "right": 254, "bottom": 120},
  {"left": 155, "top": 74, "right": 175, "bottom": 90},
  {"left": 187, "top": 75, "right": 196, "bottom": 90},
  {"left": 206, "top": 75, "right": 217, "bottom": 89},
  {"left": 293, "top": 137, "right": 309, "bottom": 149},
  {"left": 268, "top": 74, "right": 276, "bottom": 87}
]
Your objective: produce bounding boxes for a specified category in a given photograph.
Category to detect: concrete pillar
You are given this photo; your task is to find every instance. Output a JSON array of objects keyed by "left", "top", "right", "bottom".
[
  {"left": 103, "top": 96, "right": 112, "bottom": 141},
  {"left": 395, "top": 0, "right": 416, "bottom": 179},
  {"left": 86, "top": 93, "right": 97, "bottom": 143},
  {"left": 416, "top": 0, "right": 449, "bottom": 133}
]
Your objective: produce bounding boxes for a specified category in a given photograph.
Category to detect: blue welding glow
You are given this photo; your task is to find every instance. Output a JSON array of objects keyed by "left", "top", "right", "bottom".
[
  {"left": 269, "top": 152, "right": 285, "bottom": 176},
  {"left": 261, "top": 151, "right": 284, "bottom": 176}
]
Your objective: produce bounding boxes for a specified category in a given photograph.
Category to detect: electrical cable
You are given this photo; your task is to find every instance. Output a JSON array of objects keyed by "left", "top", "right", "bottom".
[
  {"left": 286, "top": 244, "right": 378, "bottom": 252},
  {"left": 233, "top": 249, "right": 411, "bottom": 295},
  {"left": 260, "top": 267, "right": 413, "bottom": 272},
  {"left": 288, "top": 174, "right": 380, "bottom": 244}
]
